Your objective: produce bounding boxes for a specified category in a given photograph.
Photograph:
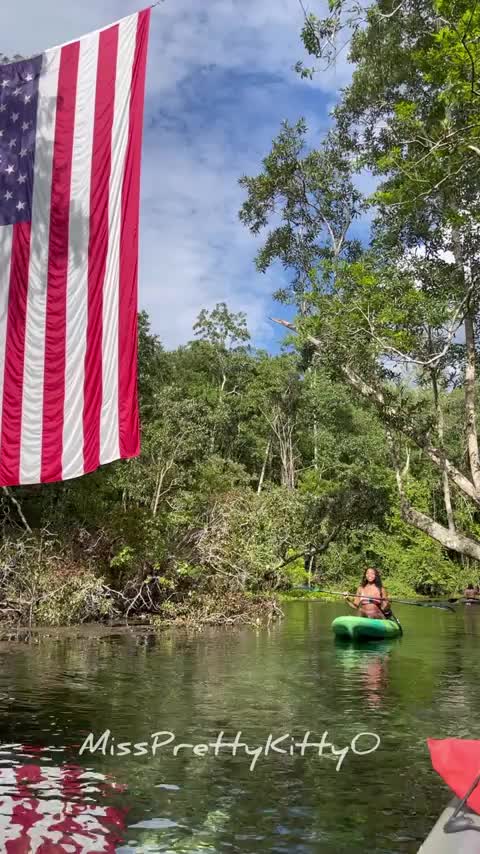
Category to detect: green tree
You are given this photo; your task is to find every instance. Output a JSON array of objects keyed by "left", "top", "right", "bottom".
[{"left": 239, "top": 0, "right": 480, "bottom": 565}]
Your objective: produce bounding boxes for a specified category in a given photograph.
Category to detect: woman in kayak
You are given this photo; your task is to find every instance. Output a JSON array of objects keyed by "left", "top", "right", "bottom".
[{"left": 344, "top": 567, "right": 390, "bottom": 619}]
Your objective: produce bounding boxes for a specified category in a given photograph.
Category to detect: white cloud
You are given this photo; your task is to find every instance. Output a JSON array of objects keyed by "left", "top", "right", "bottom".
[
  {"left": 2, "top": 0, "right": 355, "bottom": 349},
  {"left": 143, "top": 0, "right": 353, "bottom": 97}
]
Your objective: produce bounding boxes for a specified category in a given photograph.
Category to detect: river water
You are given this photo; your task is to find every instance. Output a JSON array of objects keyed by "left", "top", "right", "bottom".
[{"left": 0, "top": 600, "right": 478, "bottom": 853}]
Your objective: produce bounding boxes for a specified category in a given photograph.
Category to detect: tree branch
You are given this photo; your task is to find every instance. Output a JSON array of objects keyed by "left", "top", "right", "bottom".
[
  {"left": 2, "top": 487, "right": 31, "bottom": 533},
  {"left": 386, "top": 430, "right": 480, "bottom": 560},
  {"left": 269, "top": 316, "right": 480, "bottom": 505},
  {"left": 355, "top": 284, "right": 473, "bottom": 368}
]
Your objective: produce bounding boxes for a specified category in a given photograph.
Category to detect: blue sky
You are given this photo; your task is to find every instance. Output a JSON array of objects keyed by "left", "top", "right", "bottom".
[{"left": 4, "top": 0, "right": 357, "bottom": 352}]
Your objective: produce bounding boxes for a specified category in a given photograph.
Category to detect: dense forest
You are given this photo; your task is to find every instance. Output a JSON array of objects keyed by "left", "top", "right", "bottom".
[
  {"left": 3, "top": 0, "right": 480, "bottom": 626},
  {"left": 0, "top": 304, "right": 474, "bottom": 628}
]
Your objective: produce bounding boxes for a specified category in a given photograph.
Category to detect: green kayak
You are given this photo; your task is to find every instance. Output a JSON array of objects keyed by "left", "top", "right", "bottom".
[{"left": 331, "top": 615, "right": 401, "bottom": 641}]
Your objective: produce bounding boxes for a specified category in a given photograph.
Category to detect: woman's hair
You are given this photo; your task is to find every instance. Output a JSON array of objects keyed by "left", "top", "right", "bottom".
[{"left": 361, "top": 567, "right": 382, "bottom": 590}]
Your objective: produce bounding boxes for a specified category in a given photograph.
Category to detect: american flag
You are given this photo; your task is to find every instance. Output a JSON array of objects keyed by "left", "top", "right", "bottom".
[{"left": 0, "top": 9, "right": 150, "bottom": 487}]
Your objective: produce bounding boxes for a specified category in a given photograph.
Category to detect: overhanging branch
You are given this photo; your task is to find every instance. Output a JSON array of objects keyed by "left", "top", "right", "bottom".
[{"left": 270, "top": 316, "right": 480, "bottom": 506}]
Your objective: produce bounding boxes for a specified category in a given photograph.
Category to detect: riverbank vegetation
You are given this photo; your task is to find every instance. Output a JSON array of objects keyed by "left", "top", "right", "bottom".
[
  {"left": 2, "top": 0, "right": 480, "bottom": 626},
  {"left": 0, "top": 304, "right": 474, "bottom": 628}
]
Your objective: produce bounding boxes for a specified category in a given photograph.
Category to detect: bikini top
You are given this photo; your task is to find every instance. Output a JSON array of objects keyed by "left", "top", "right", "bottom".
[{"left": 358, "top": 589, "right": 382, "bottom": 604}]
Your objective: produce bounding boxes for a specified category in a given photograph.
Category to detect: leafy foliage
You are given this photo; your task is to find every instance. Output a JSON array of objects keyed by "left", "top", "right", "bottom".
[
  {"left": 238, "top": 0, "right": 480, "bottom": 577},
  {"left": 0, "top": 300, "right": 451, "bottom": 627}
]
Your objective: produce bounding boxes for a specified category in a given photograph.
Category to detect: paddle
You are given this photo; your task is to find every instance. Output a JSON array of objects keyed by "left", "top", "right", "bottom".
[
  {"left": 375, "top": 598, "right": 404, "bottom": 636},
  {"left": 448, "top": 595, "right": 480, "bottom": 605},
  {"left": 292, "top": 586, "right": 456, "bottom": 612}
]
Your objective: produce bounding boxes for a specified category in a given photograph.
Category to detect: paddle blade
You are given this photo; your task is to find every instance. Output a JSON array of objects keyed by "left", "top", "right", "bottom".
[{"left": 428, "top": 738, "right": 480, "bottom": 813}]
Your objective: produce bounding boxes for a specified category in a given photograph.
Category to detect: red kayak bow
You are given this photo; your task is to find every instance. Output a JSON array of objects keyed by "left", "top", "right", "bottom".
[{"left": 428, "top": 738, "right": 480, "bottom": 814}]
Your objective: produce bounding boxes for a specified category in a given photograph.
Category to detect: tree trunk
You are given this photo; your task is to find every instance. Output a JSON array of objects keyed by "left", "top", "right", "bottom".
[
  {"left": 210, "top": 373, "right": 227, "bottom": 454},
  {"left": 152, "top": 470, "right": 164, "bottom": 517},
  {"left": 430, "top": 364, "right": 455, "bottom": 533},
  {"left": 313, "top": 417, "right": 319, "bottom": 472},
  {"left": 311, "top": 364, "right": 319, "bottom": 472},
  {"left": 257, "top": 437, "right": 271, "bottom": 494},
  {"left": 451, "top": 228, "right": 480, "bottom": 495},
  {"left": 270, "top": 408, "right": 296, "bottom": 490},
  {"left": 151, "top": 457, "right": 176, "bottom": 517},
  {"left": 442, "top": 470, "right": 454, "bottom": 532},
  {"left": 388, "top": 434, "right": 480, "bottom": 561},
  {"left": 307, "top": 551, "right": 315, "bottom": 588},
  {"left": 279, "top": 420, "right": 296, "bottom": 490},
  {"left": 400, "top": 499, "right": 480, "bottom": 561},
  {"left": 464, "top": 308, "right": 480, "bottom": 493}
]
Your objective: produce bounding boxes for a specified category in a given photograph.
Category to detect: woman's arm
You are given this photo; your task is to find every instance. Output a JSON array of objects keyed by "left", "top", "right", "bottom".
[
  {"left": 343, "top": 587, "right": 362, "bottom": 610},
  {"left": 381, "top": 587, "right": 389, "bottom": 609}
]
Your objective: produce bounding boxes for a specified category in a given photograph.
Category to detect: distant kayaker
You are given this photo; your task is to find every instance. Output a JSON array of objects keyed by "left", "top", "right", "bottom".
[
  {"left": 464, "top": 582, "right": 479, "bottom": 600},
  {"left": 344, "top": 567, "right": 390, "bottom": 619}
]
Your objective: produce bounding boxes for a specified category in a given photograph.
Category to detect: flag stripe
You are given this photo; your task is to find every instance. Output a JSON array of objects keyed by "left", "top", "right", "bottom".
[
  {"left": 62, "top": 33, "right": 99, "bottom": 481},
  {"left": 41, "top": 43, "right": 80, "bottom": 483},
  {"left": 0, "top": 223, "right": 32, "bottom": 485},
  {"left": 83, "top": 25, "right": 119, "bottom": 474},
  {"left": 0, "top": 226, "right": 13, "bottom": 446},
  {"left": 100, "top": 15, "right": 138, "bottom": 465},
  {"left": 19, "top": 50, "right": 61, "bottom": 484},
  {"left": 119, "top": 9, "right": 150, "bottom": 459}
]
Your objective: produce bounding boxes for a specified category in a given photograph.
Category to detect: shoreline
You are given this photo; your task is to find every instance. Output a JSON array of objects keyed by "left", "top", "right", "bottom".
[
  {"left": 0, "top": 589, "right": 470, "bottom": 643},
  {"left": 0, "top": 590, "right": 285, "bottom": 642}
]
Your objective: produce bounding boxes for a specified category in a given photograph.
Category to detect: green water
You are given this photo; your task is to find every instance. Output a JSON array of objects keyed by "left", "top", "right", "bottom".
[{"left": 0, "top": 601, "right": 479, "bottom": 852}]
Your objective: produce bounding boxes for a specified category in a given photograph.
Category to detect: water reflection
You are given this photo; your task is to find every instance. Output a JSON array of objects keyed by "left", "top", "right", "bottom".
[
  {"left": 463, "top": 601, "right": 480, "bottom": 636},
  {"left": 0, "top": 745, "right": 125, "bottom": 851},
  {"left": 334, "top": 641, "right": 393, "bottom": 709}
]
